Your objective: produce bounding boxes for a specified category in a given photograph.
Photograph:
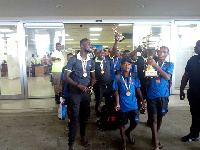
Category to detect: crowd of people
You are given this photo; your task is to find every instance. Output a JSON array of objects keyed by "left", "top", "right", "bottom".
[{"left": 52, "top": 34, "right": 200, "bottom": 150}]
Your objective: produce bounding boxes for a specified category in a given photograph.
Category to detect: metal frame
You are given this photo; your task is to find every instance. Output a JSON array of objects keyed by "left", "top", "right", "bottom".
[
  {"left": 171, "top": 20, "right": 200, "bottom": 95},
  {"left": 0, "top": 22, "right": 26, "bottom": 99}
]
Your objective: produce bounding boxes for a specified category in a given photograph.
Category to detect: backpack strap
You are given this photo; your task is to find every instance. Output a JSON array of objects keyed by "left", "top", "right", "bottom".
[
  {"left": 165, "top": 62, "right": 172, "bottom": 95},
  {"left": 117, "top": 72, "right": 136, "bottom": 92},
  {"left": 131, "top": 72, "right": 136, "bottom": 80},
  {"left": 117, "top": 71, "right": 120, "bottom": 92}
]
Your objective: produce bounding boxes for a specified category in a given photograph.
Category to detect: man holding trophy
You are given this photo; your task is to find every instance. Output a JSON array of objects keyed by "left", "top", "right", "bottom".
[{"left": 142, "top": 33, "right": 174, "bottom": 150}]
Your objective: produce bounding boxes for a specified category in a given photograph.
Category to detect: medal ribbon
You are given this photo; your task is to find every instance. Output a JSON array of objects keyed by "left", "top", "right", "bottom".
[
  {"left": 100, "top": 60, "right": 104, "bottom": 72},
  {"left": 156, "top": 61, "right": 165, "bottom": 76},
  {"left": 95, "top": 57, "right": 105, "bottom": 72},
  {"left": 121, "top": 72, "right": 132, "bottom": 92},
  {"left": 81, "top": 60, "right": 87, "bottom": 74}
]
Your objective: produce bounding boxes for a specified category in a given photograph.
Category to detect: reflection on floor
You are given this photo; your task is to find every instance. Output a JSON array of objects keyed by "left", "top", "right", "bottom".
[
  {"left": 0, "top": 75, "right": 54, "bottom": 97},
  {"left": 0, "top": 77, "right": 21, "bottom": 95},
  {"left": 28, "top": 75, "right": 54, "bottom": 97},
  {"left": 0, "top": 95, "right": 199, "bottom": 150}
]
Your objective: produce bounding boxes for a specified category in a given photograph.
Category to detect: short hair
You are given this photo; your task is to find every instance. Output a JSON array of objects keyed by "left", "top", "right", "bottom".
[
  {"left": 56, "top": 43, "right": 61, "bottom": 46},
  {"left": 121, "top": 57, "right": 132, "bottom": 65},
  {"left": 67, "top": 53, "right": 73, "bottom": 56},
  {"left": 94, "top": 49, "right": 98, "bottom": 53},
  {"left": 97, "top": 47, "right": 106, "bottom": 53},
  {"left": 160, "top": 46, "right": 169, "bottom": 52},
  {"left": 80, "top": 38, "right": 89, "bottom": 46},
  {"left": 123, "top": 50, "right": 130, "bottom": 54},
  {"left": 75, "top": 50, "right": 81, "bottom": 53}
]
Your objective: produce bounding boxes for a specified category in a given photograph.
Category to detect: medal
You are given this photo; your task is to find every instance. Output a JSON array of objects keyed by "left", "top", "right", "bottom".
[
  {"left": 126, "top": 92, "right": 131, "bottom": 96},
  {"left": 121, "top": 73, "right": 132, "bottom": 97},
  {"left": 156, "top": 80, "right": 160, "bottom": 83},
  {"left": 156, "top": 76, "right": 160, "bottom": 84},
  {"left": 83, "top": 73, "right": 87, "bottom": 77},
  {"left": 101, "top": 70, "right": 104, "bottom": 74}
]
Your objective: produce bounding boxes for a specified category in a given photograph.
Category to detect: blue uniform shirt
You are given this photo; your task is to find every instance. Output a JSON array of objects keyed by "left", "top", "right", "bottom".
[
  {"left": 113, "top": 73, "right": 141, "bottom": 112},
  {"left": 147, "top": 62, "right": 174, "bottom": 99},
  {"left": 110, "top": 58, "right": 119, "bottom": 80},
  {"left": 116, "top": 57, "right": 136, "bottom": 73}
]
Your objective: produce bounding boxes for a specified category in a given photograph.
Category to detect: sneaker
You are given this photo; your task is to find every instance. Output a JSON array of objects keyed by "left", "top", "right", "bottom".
[
  {"left": 181, "top": 134, "right": 199, "bottom": 142},
  {"left": 96, "top": 120, "right": 101, "bottom": 129},
  {"left": 140, "top": 108, "right": 145, "bottom": 114},
  {"left": 66, "top": 126, "right": 69, "bottom": 131}
]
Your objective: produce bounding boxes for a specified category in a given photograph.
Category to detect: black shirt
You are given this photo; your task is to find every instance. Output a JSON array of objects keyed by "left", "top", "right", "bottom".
[
  {"left": 66, "top": 54, "right": 95, "bottom": 91},
  {"left": 95, "top": 55, "right": 112, "bottom": 85},
  {"left": 185, "top": 54, "right": 200, "bottom": 96},
  {"left": 135, "top": 56, "right": 146, "bottom": 83}
]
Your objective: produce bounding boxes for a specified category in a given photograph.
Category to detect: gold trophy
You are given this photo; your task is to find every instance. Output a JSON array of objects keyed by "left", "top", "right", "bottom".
[
  {"left": 141, "top": 31, "right": 160, "bottom": 77},
  {"left": 112, "top": 25, "right": 125, "bottom": 42}
]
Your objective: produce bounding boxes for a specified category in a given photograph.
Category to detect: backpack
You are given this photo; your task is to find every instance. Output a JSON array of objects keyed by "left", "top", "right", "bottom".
[
  {"left": 98, "top": 105, "right": 119, "bottom": 130},
  {"left": 66, "top": 55, "right": 77, "bottom": 93}
]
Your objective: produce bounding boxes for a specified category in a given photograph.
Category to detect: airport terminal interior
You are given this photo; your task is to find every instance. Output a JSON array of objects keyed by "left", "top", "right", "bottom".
[
  {"left": 0, "top": 21, "right": 199, "bottom": 150},
  {"left": 0, "top": 0, "right": 200, "bottom": 149}
]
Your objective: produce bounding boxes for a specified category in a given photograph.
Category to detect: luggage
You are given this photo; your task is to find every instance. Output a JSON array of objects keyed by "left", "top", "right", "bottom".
[
  {"left": 98, "top": 105, "right": 119, "bottom": 130},
  {"left": 58, "top": 97, "right": 66, "bottom": 120}
]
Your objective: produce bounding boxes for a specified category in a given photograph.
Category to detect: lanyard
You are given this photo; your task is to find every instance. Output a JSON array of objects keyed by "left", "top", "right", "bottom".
[
  {"left": 95, "top": 57, "right": 105, "bottom": 74},
  {"left": 100, "top": 60, "right": 104, "bottom": 71},
  {"left": 121, "top": 72, "right": 132, "bottom": 92},
  {"left": 82, "top": 60, "right": 87, "bottom": 73},
  {"left": 156, "top": 61, "right": 165, "bottom": 76}
]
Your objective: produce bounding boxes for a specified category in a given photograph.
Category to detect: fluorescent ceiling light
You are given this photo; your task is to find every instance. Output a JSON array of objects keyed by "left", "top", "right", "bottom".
[
  {"left": 90, "top": 28, "right": 102, "bottom": 31},
  {"left": 90, "top": 34, "right": 100, "bottom": 36},
  {"left": 24, "top": 23, "right": 64, "bottom": 28},
  {"left": 103, "top": 46, "right": 108, "bottom": 48},
  {"left": 0, "top": 29, "right": 13, "bottom": 32},
  {"left": 118, "top": 24, "right": 132, "bottom": 26},
  {"left": 90, "top": 39, "right": 98, "bottom": 40},
  {"left": 65, "top": 39, "right": 74, "bottom": 41},
  {"left": 26, "top": 27, "right": 63, "bottom": 29},
  {"left": 134, "top": 22, "right": 170, "bottom": 25},
  {"left": 56, "top": 5, "right": 63, "bottom": 8},
  {"left": 65, "top": 34, "right": 70, "bottom": 36}
]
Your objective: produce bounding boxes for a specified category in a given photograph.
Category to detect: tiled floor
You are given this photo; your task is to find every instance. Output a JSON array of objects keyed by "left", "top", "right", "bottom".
[{"left": 0, "top": 95, "right": 200, "bottom": 150}]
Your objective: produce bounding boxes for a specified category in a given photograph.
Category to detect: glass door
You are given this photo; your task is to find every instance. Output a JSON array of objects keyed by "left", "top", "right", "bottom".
[
  {"left": 0, "top": 23, "right": 25, "bottom": 99},
  {"left": 171, "top": 21, "right": 200, "bottom": 94},
  {"left": 24, "top": 23, "right": 65, "bottom": 98}
]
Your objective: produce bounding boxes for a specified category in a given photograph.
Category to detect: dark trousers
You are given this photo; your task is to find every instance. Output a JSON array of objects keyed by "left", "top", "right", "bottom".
[
  {"left": 188, "top": 94, "right": 200, "bottom": 137},
  {"left": 68, "top": 91, "right": 91, "bottom": 146},
  {"left": 31, "top": 65, "right": 35, "bottom": 77},
  {"left": 93, "top": 82, "right": 114, "bottom": 118}
]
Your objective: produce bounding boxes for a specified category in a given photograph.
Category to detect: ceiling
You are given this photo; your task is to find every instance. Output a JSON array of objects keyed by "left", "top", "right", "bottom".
[
  {"left": 0, "top": 0, "right": 200, "bottom": 20},
  {"left": 64, "top": 23, "right": 134, "bottom": 51},
  {"left": 1, "top": 0, "right": 200, "bottom": 54}
]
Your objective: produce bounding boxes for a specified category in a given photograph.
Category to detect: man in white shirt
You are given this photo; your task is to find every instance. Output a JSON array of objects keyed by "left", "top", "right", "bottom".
[{"left": 51, "top": 43, "right": 64, "bottom": 104}]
